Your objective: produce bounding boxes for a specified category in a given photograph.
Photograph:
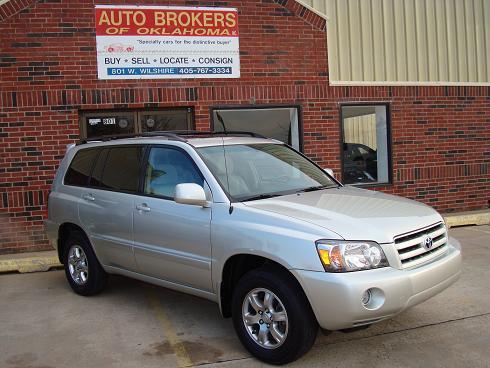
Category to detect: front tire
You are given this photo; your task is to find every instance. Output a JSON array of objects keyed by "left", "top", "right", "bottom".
[
  {"left": 231, "top": 267, "right": 318, "bottom": 364},
  {"left": 63, "top": 231, "right": 107, "bottom": 296}
]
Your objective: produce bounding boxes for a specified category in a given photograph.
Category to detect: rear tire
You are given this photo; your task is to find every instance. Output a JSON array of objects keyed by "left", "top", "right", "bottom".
[
  {"left": 63, "top": 230, "right": 107, "bottom": 296},
  {"left": 231, "top": 267, "right": 317, "bottom": 364}
]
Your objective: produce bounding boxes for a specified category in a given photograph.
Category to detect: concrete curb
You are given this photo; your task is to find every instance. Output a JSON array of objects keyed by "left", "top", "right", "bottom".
[
  {"left": 0, "top": 251, "right": 62, "bottom": 274},
  {"left": 0, "top": 210, "right": 488, "bottom": 274},
  {"left": 443, "top": 209, "right": 490, "bottom": 228}
]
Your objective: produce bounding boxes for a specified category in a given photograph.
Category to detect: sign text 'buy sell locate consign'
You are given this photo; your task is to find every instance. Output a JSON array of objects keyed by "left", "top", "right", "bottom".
[{"left": 95, "top": 5, "right": 240, "bottom": 79}]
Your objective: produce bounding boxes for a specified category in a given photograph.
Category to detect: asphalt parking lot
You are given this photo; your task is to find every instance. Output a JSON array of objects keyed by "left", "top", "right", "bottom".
[{"left": 1, "top": 225, "right": 490, "bottom": 368}]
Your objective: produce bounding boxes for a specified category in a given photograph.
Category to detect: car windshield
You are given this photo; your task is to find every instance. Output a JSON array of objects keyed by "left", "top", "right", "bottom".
[{"left": 197, "top": 143, "right": 338, "bottom": 201}]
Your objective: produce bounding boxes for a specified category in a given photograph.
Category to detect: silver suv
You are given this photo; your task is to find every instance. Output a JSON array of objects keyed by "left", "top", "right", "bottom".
[{"left": 45, "top": 132, "right": 461, "bottom": 364}]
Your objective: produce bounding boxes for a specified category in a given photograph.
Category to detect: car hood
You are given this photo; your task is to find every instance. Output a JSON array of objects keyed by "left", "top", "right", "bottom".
[{"left": 243, "top": 186, "right": 443, "bottom": 243}]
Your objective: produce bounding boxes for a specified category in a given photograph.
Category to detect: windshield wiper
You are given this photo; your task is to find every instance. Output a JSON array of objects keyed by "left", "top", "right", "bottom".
[
  {"left": 240, "top": 193, "right": 282, "bottom": 202},
  {"left": 297, "top": 185, "right": 335, "bottom": 193}
]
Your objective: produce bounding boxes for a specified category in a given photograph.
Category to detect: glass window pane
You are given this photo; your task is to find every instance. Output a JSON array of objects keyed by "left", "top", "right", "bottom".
[
  {"left": 89, "top": 149, "right": 108, "bottom": 188},
  {"left": 341, "top": 105, "right": 389, "bottom": 185},
  {"left": 64, "top": 148, "right": 98, "bottom": 186},
  {"left": 141, "top": 110, "right": 190, "bottom": 132},
  {"left": 212, "top": 108, "right": 300, "bottom": 150},
  {"left": 198, "top": 144, "right": 335, "bottom": 200},
  {"left": 101, "top": 146, "right": 143, "bottom": 192},
  {"left": 86, "top": 114, "right": 134, "bottom": 138},
  {"left": 144, "top": 147, "right": 203, "bottom": 198}
]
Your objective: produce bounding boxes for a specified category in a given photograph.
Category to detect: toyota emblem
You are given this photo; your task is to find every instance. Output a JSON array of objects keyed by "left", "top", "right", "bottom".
[{"left": 423, "top": 235, "right": 433, "bottom": 249}]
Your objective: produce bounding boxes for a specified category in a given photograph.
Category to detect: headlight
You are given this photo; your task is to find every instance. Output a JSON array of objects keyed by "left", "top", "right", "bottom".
[{"left": 316, "top": 240, "right": 388, "bottom": 272}]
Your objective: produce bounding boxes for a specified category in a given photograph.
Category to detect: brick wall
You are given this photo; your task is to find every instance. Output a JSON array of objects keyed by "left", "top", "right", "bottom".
[{"left": 0, "top": 0, "right": 488, "bottom": 254}]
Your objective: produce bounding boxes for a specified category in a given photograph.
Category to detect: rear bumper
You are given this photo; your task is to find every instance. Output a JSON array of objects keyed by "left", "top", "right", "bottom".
[
  {"left": 43, "top": 219, "right": 59, "bottom": 251},
  {"left": 292, "top": 237, "right": 462, "bottom": 330}
]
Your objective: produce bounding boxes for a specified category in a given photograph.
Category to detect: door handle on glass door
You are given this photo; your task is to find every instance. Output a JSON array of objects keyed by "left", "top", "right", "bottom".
[{"left": 136, "top": 203, "right": 151, "bottom": 212}]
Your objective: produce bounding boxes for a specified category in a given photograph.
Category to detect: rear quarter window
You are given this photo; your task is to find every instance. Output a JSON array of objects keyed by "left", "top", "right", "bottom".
[{"left": 64, "top": 148, "right": 99, "bottom": 187}]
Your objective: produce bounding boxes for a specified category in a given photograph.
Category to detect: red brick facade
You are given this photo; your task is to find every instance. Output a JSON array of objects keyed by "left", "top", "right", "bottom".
[{"left": 0, "top": 0, "right": 488, "bottom": 254}]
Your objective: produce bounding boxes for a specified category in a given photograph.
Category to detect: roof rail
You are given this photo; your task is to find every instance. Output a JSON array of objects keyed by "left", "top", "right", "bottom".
[
  {"left": 76, "top": 131, "right": 186, "bottom": 145},
  {"left": 163, "top": 130, "right": 268, "bottom": 139},
  {"left": 76, "top": 130, "right": 267, "bottom": 145}
]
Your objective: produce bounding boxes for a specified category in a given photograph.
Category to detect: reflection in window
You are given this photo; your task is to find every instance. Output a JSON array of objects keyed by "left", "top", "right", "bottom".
[
  {"left": 198, "top": 144, "right": 335, "bottom": 200},
  {"left": 341, "top": 105, "right": 390, "bottom": 185},
  {"left": 212, "top": 107, "right": 300, "bottom": 150},
  {"left": 141, "top": 109, "right": 192, "bottom": 132},
  {"left": 144, "top": 147, "right": 203, "bottom": 198}
]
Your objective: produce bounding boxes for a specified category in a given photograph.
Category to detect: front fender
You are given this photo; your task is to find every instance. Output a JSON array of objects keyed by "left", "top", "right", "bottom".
[{"left": 211, "top": 203, "right": 342, "bottom": 290}]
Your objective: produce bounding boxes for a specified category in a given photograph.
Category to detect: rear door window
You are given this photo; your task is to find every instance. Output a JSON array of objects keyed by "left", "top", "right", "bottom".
[
  {"left": 64, "top": 148, "right": 99, "bottom": 187},
  {"left": 100, "top": 146, "right": 144, "bottom": 193},
  {"left": 89, "top": 148, "right": 108, "bottom": 188}
]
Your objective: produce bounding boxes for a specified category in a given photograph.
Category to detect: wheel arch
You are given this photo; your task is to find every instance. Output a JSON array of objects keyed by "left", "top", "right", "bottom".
[
  {"left": 219, "top": 253, "right": 314, "bottom": 319},
  {"left": 57, "top": 222, "right": 90, "bottom": 264}
]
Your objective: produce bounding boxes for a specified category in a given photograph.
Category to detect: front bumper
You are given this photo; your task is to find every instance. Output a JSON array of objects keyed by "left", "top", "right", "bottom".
[{"left": 292, "top": 238, "right": 462, "bottom": 330}]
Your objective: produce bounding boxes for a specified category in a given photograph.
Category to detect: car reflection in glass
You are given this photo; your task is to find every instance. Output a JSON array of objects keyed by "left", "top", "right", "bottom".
[{"left": 343, "top": 143, "right": 378, "bottom": 184}]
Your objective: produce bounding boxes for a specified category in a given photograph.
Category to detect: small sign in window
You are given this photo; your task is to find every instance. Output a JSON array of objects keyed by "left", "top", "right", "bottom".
[
  {"left": 102, "top": 118, "right": 116, "bottom": 125},
  {"left": 83, "top": 114, "right": 135, "bottom": 138}
]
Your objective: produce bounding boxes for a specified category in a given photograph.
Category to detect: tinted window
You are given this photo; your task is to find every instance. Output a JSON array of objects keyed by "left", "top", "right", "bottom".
[
  {"left": 80, "top": 109, "right": 194, "bottom": 139},
  {"left": 144, "top": 147, "right": 203, "bottom": 198},
  {"left": 64, "top": 149, "right": 98, "bottom": 186},
  {"left": 89, "top": 149, "right": 108, "bottom": 188},
  {"left": 100, "top": 146, "right": 143, "bottom": 192}
]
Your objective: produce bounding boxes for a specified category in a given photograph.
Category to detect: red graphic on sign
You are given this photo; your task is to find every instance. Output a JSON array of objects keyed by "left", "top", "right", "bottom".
[{"left": 104, "top": 44, "right": 135, "bottom": 52}]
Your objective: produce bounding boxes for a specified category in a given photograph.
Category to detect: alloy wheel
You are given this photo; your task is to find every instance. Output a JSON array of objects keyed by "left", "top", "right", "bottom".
[
  {"left": 242, "top": 288, "right": 289, "bottom": 349},
  {"left": 67, "top": 245, "right": 89, "bottom": 285}
]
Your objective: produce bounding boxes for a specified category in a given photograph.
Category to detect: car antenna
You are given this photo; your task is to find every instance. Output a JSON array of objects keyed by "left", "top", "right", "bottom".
[
  {"left": 215, "top": 113, "right": 233, "bottom": 213},
  {"left": 223, "top": 148, "right": 234, "bottom": 214}
]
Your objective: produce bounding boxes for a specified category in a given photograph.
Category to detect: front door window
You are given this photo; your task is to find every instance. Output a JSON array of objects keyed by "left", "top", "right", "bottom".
[{"left": 144, "top": 147, "right": 204, "bottom": 199}]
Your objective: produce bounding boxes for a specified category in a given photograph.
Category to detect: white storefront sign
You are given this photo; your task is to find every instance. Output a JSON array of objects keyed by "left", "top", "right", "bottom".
[{"left": 95, "top": 5, "right": 240, "bottom": 79}]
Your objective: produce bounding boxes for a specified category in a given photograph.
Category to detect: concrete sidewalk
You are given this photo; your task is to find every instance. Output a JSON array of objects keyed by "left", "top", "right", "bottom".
[{"left": 1, "top": 209, "right": 488, "bottom": 274}]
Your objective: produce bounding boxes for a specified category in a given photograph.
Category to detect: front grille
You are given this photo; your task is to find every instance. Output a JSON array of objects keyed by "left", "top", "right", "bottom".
[{"left": 394, "top": 222, "right": 448, "bottom": 269}]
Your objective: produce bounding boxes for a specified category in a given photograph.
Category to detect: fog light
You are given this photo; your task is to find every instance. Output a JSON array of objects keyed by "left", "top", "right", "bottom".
[
  {"left": 361, "top": 289, "right": 372, "bottom": 306},
  {"left": 360, "top": 288, "right": 385, "bottom": 310}
]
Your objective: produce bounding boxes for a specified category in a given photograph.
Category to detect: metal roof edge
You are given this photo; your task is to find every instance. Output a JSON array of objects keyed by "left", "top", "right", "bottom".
[{"left": 294, "top": 0, "right": 329, "bottom": 21}]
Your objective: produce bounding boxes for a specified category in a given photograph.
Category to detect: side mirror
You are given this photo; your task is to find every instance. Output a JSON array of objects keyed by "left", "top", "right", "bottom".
[
  {"left": 324, "top": 168, "right": 334, "bottom": 177},
  {"left": 174, "top": 183, "right": 209, "bottom": 207}
]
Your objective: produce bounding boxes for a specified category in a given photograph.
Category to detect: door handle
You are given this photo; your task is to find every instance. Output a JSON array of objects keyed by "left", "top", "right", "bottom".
[
  {"left": 136, "top": 203, "right": 151, "bottom": 212},
  {"left": 82, "top": 194, "right": 95, "bottom": 202}
]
